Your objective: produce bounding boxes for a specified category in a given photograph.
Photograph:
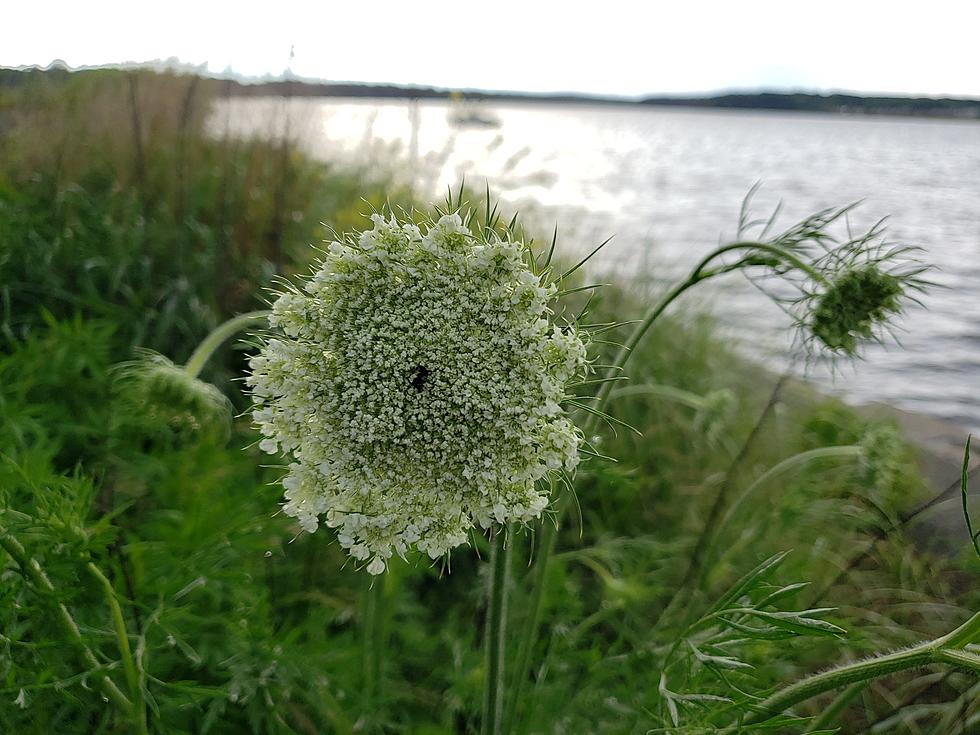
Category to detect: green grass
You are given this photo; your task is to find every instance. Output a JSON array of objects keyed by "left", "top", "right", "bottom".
[{"left": 0, "top": 70, "right": 977, "bottom": 734}]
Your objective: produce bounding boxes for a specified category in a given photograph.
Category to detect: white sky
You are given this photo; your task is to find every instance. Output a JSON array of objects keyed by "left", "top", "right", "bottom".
[{"left": 4, "top": 0, "right": 979, "bottom": 97}]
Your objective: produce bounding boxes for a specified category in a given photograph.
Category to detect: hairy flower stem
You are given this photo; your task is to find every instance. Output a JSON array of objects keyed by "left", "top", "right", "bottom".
[
  {"left": 87, "top": 561, "right": 148, "bottom": 735},
  {"left": 360, "top": 577, "right": 385, "bottom": 729},
  {"left": 0, "top": 529, "right": 135, "bottom": 722},
  {"left": 482, "top": 528, "right": 512, "bottom": 735},
  {"left": 183, "top": 310, "right": 270, "bottom": 379},
  {"left": 735, "top": 609, "right": 980, "bottom": 728},
  {"left": 503, "top": 517, "right": 557, "bottom": 734},
  {"left": 690, "top": 241, "right": 829, "bottom": 287},
  {"left": 592, "top": 241, "right": 818, "bottom": 420}
]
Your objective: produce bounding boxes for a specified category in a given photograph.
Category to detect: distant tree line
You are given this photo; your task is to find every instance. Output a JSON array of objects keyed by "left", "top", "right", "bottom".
[
  {"left": 2, "top": 66, "right": 978, "bottom": 119},
  {"left": 640, "top": 91, "right": 980, "bottom": 118}
]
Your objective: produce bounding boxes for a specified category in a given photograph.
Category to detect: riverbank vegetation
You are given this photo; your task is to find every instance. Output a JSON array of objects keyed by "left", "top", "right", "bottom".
[{"left": 1, "top": 69, "right": 977, "bottom": 733}]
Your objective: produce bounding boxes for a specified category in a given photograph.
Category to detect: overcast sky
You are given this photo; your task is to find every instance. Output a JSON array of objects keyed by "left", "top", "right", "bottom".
[{"left": 5, "top": 1, "right": 979, "bottom": 97}]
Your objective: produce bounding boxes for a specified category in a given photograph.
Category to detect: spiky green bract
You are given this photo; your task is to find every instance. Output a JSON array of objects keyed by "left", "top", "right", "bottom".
[
  {"left": 112, "top": 349, "right": 232, "bottom": 446},
  {"left": 248, "top": 210, "right": 589, "bottom": 574}
]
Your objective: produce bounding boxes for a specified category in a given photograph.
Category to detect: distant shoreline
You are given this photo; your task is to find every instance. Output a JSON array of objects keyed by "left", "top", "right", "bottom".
[
  {"left": 3, "top": 65, "right": 979, "bottom": 120},
  {"left": 227, "top": 80, "right": 980, "bottom": 120},
  {"left": 231, "top": 81, "right": 980, "bottom": 120}
]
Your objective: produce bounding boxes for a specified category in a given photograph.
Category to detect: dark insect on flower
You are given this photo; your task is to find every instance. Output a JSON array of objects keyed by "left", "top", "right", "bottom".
[{"left": 410, "top": 365, "right": 431, "bottom": 392}]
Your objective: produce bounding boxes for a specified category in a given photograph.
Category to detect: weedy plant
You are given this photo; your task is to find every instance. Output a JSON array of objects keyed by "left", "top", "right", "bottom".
[{"left": 1, "top": 104, "right": 977, "bottom": 731}]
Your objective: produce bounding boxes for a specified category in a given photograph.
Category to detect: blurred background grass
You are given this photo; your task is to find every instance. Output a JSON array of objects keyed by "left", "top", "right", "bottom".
[{"left": 0, "top": 69, "right": 977, "bottom": 734}]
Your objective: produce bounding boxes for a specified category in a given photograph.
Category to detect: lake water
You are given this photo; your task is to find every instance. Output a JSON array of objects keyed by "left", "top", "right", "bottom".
[{"left": 214, "top": 98, "right": 980, "bottom": 433}]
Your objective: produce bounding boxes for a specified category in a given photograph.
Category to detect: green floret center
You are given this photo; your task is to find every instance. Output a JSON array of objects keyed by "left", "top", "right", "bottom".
[{"left": 810, "top": 265, "right": 903, "bottom": 353}]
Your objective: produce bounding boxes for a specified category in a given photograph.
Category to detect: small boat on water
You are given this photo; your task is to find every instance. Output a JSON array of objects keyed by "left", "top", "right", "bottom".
[{"left": 447, "top": 91, "right": 501, "bottom": 129}]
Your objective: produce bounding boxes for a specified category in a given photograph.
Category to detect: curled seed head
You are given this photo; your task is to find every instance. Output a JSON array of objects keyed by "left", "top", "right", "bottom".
[
  {"left": 112, "top": 350, "right": 232, "bottom": 445},
  {"left": 809, "top": 265, "right": 905, "bottom": 355}
]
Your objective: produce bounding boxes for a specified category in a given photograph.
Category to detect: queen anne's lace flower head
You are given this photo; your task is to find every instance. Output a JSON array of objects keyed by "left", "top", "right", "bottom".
[{"left": 248, "top": 210, "right": 589, "bottom": 573}]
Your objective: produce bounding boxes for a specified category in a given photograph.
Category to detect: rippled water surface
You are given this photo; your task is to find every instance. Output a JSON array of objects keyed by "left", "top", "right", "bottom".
[{"left": 215, "top": 98, "right": 980, "bottom": 431}]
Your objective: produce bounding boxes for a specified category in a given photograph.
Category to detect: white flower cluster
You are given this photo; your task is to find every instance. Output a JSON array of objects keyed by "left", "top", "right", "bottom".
[{"left": 248, "top": 212, "right": 589, "bottom": 573}]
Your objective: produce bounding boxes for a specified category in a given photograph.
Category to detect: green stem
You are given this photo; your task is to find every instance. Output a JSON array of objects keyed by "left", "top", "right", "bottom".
[
  {"left": 591, "top": 240, "right": 818, "bottom": 425},
  {"left": 0, "top": 529, "right": 134, "bottom": 718},
  {"left": 739, "top": 609, "right": 980, "bottom": 728},
  {"left": 87, "top": 562, "right": 147, "bottom": 735},
  {"left": 940, "top": 608, "right": 980, "bottom": 649},
  {"left": 743, "top": 647, "right": 952, "bottom": 726},
  {"left": 591, "top": 276, "right": 703, "bottom": 425},
  {"left": 503, "top": 515, "right": 558, "bottom": 734},
  {"left": 691, "top": 241, "right": 829, "bottom": 286},
  {"left": 360, "top": 576, "right": 384, "bottom": 729},
  {"left": 371, "top": 579, "right": 384, "bottom": 710},
  {"left": 482, "top": 527, "right": 511, "bottom": 735},
  {"left": 184, "top": 310, "right": 270, "bottom": 379}
]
